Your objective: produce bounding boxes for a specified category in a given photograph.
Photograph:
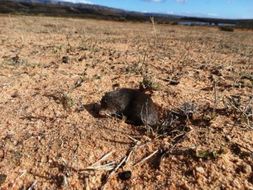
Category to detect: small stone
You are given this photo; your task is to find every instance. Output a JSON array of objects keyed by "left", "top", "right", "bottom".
[
  {"left": 62, "top": 56, "right": 69, "bottom": 64},
  {"left": 248, "top": 172, "right": 253, "bottom": 184},
  {"left": 237, "top": 164, "right": 252, "bottom": 175},
  {"left": 11, "top": 91, "right": 19, "bottom": 98},
  {"left": 211, "top": 68, "right": 222, "bottom": 76},
  {"left": 179, "top": 182, "right": 191, "bottom": 190},
  {"left": 232, "top": 179, "right": 241, "bottom": 189},
  {"left": 118, "top": 171, "right": 132, "bottom": 181},
  {"left": 221, "top": 165, "right": 226, "bottom": 171},
  {"left": 169, "top": 79, "right": 180, "bottom": 85},
  {"left": 244, "top": 164, "right": 252, "bottom": 174},
  {"left": 0, "top": 149, "right": 4, "bottom": 160},
  {"left": 231, "top": 143, "right": 241, "bottom": 155},
  {"left": 241, "top": 79, "right": 252, "bottom": 87},
  {"left": 225, "top": 135, "right": 231, "bottom": 142},
  {"left": 41, "top": 155, "right": 48, "bottom": 163},
  {"left": 13, "top": 140, "right": 18, "bottom": 146},
  {"left": 196, "top": 166, "right": 205, "bottom": 174},
  {"left": 0, "top": 174, "right": 7, "bottom": 185}
]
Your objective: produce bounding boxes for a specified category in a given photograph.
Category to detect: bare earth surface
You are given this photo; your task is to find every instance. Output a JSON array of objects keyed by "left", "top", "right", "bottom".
[{"left": 0, "top": 15, "right": 253, "bottom": 189}]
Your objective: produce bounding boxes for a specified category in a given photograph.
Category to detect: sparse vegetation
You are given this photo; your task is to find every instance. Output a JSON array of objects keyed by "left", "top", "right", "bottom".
[
  {"left": 219, "top": 26, "right": 235, "bottom": 32},
  {"left": 139, "top": 75, "right": 160, "bottom": 91}
]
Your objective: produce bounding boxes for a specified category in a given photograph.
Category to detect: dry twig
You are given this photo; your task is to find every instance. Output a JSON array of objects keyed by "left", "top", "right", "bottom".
[
  {"left": 81, "top": 151, "right": 115, "bottom": 172},
  {"left": 101, "top": 156, "right": 127, "bottom": 190},
  {"left": 28, "top": 180, "right": 37, "bottom": 190},
  {"left": 134, "top": 149, "right": 159, "bottom": 167}
]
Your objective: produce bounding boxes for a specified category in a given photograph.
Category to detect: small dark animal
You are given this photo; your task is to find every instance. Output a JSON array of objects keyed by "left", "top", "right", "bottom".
[{"left": 100, "top": 88, "right": 159, "bottom": 126}]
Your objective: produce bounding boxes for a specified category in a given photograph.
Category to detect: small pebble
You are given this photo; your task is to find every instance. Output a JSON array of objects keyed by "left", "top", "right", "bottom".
[
  {"left": 0, "top": 174, "right": 7, "bottom": 185},
  {"left": 62, "top": 56, "right": 69, "bottom": 64},
  {"left": 41, "top": 155, "right": 48, "bottom": 163},
  {"left": 196, "top": 167, "right": 205, "bottom": 174},
  {"left": 0, "top": 149, "right": 4, "bottom": 159},
  {"left": 11, "top": 91, "right": 19, "bottom": 98},
  {"left": 118, "top": 171, "right": 132, "bottom": 181},
  {"left": 169, "top": 79, "right": 180, "bottom": 85}
]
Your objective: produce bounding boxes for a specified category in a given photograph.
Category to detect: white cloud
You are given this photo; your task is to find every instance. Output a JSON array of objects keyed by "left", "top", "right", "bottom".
[
  {"left": 167, "top": 11, "right": 174, "bottom": 14},
  {"left": 207, "top": 13, "right": 218, "bottom": 17},
  {"left": 82, "top": 0, "right": 92, "bottom": 3}
]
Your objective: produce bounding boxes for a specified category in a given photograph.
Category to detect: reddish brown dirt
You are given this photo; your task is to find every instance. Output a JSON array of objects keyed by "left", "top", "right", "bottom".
[{"left": 0, "top": 15, "right": 253, "bottom": 190}]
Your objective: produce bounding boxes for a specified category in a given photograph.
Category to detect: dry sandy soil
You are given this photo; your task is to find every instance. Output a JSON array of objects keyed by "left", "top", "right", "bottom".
[{"left": 0, "top": 15, "right": 253, "bottom": 190}]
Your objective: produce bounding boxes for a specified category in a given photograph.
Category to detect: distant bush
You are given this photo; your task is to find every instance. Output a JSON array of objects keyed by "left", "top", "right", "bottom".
[
  {"left": 170, "top": 21, "right": 178, "bottom": 25},
  {"left": 237, "top": 21, "right": 253, "bottom": 29},
  {"left": 219, "top": 26, "right": 234, "bottom": 32}
]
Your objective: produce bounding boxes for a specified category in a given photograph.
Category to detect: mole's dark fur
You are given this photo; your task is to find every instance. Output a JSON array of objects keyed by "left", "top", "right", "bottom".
[{"left": 100, "top": 88, "right": 159, "bottom": 126}]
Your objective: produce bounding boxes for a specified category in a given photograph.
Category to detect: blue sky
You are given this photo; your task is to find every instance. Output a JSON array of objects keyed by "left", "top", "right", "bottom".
[{"left": 65, "top": 0, "right": 253, "bottom": 19}]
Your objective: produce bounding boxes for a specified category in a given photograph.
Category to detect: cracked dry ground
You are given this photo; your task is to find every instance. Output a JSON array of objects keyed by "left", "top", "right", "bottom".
[{"left": 0, "top": 15, "right": 253, "bottom": 189}]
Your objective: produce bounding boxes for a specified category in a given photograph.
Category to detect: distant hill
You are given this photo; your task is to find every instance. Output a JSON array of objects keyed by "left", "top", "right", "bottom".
[
  {"left": 0, "top": 0, "right": 179, "bottom": 22},
  {"left": 0, "top": 0, "right": 253, "bottom": 28}
]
